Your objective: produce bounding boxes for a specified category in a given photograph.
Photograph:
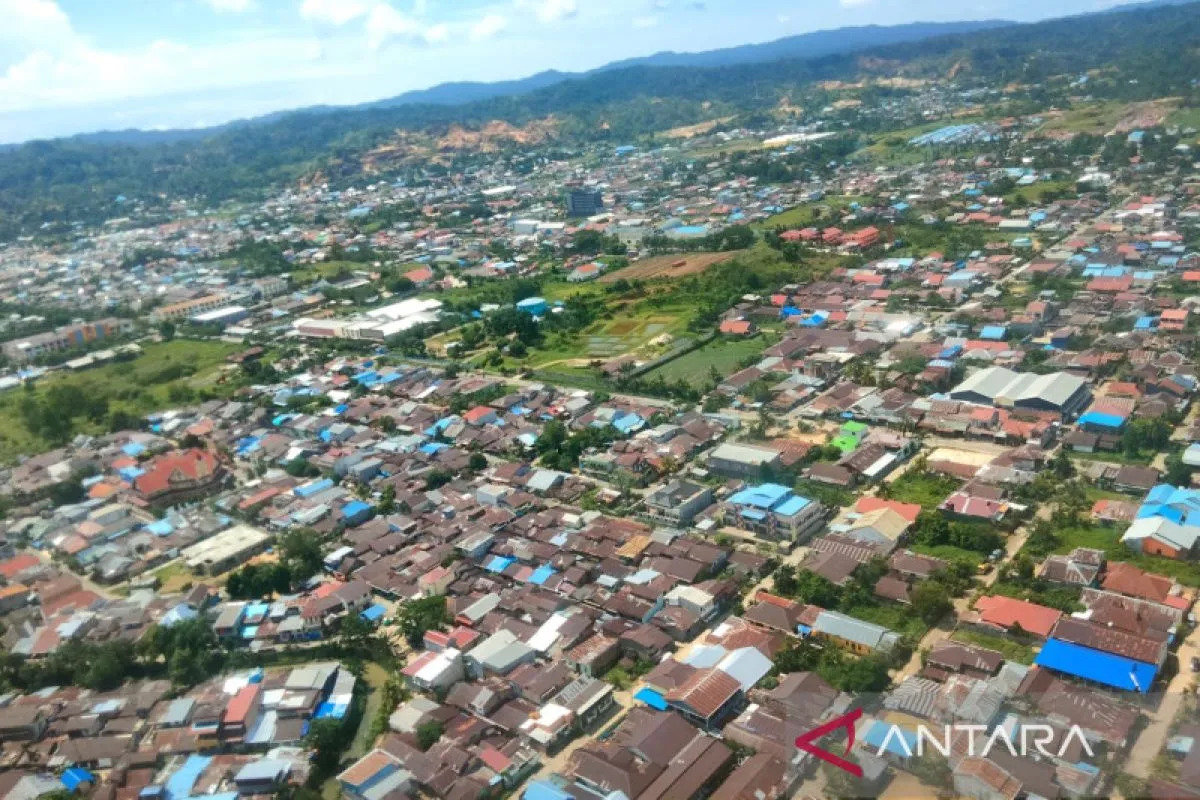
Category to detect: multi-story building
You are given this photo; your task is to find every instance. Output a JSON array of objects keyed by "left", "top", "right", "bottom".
[
  {"left": 641, "top": 480, "right": 713, "bottom": 527},
  {"left": 566, "top": 188, "right": 603, "bottom": 218},
  {"left": 2, "top": 317, "right": 134, "bottom": 363}
]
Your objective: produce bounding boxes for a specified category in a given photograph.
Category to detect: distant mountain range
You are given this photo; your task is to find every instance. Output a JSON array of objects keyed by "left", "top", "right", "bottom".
[{"left": 57, "top": 19, "right": 1013, "bottom": 148}]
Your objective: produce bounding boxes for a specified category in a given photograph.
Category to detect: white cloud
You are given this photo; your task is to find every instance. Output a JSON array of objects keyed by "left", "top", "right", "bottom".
[
  {"left": 517, "top": 0, "right": 578, "bottom": 24},
  {"left": 365, "top": 3, "right": 446, "bottom": 50},
  {"left": 632, "top": 15, "right": 658, "bottom": 28},
  {"left": 300, "top": 0, "right": 370, "bottom": 25},
  {"left": 202, "top": 0, "right": 256, "bottom": 12},
  {"left": 469, "top": 14, "right": 508, "bottom": 41}
]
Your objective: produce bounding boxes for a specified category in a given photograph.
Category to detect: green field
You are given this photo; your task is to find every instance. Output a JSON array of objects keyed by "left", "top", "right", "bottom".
[
  {"left": 754, "top": 196, "right": 866, "bottom": 231},
  {"left": 910, "top": 543, "right": 985, "bottom": 568},
  {"left": 887, "top": 470, "right": 961, "bottom": 510},
  {"left": 0, "top": 339, "right": 240, "bottom": 463},
  {"left": 642, "top": 333, "right": 772, "bottom": 387},
  {"left": 951, "top": 629, "right": 1037, "bottom": 665}
]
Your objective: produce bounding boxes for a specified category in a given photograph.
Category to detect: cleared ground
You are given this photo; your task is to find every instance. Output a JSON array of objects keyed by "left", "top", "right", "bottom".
[{"left": 600, "top": 252, "right": 737, "bottom": 284}]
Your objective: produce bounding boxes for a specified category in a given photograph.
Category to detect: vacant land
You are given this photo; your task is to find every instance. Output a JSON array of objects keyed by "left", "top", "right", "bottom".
[
  {"left": 887, "top": 470, "right": 960, "bottom": 510},
  {"left": 0, "top": 339, "right": 240, "bottom": 463},
  {"left": 600, "top": 252, "right": 737, "bottom": 284},
  {"left": 1033, "top": 99, "right": 1178, "bottom": 139},
  {"left": 643, "top": 334, "right": 770, "bottom": 387}
]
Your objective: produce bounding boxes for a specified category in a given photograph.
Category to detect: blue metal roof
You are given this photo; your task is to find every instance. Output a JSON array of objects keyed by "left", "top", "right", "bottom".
[
  {"left": 294, "top": 478, "right": 333, "bottom": 498},
  {"left": 360, "top": 604, "right": 386, "bottom": 622},
  {"left": 529, "top": 565, "right": 556, "bottom": 585},
  {"left": 486, "top": 555, "right": 516, "bottom": 573},
  {"left": 62, "top": 768, "right": 96, "bottom": 791},
  {"left": 1035, "top": 638, "right": 1157, "bottom": 692},
  {"left": 634, "top": 687, "right": 669, "bottom": 711},
  {"left": 979, "top": 325, "right": 1007, "bottom": 340},
  {"left": 1078, "top": 411, "right": 1126, "bottom": 429},
  {"left": 729, "top": 483, "right": 792, "bottom": 509},
  {"left": 524, "top": 781, "right": 575, "bottom": 800}
]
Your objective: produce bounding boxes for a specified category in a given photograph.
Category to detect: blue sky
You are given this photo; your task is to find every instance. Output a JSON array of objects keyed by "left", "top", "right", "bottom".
[{"left": 0, "top": 0, "right": 1139, "bottom": 143}]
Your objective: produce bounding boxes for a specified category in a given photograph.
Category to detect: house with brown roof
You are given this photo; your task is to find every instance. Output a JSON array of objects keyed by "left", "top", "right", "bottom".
[
  {"left": 1038, "top": 547, "right": 1104, "bottom": 586},
  {"left": 1102, "top": 562, "right": 1178, "bottom": 605},
  {"left": 664, "top": 667, "right": 743, "bottom": 729}
]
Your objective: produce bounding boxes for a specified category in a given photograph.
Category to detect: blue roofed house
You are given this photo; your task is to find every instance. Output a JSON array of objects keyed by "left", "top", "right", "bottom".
[
  {"left": 723, "top": 483, "right": 824, "bottom": 541},
  {"left": 1122, "top": 484, "right": 1200, "bottom": 559},
  {"left": 1033, "top": 617, "right": 1165, "bottom": 693}
]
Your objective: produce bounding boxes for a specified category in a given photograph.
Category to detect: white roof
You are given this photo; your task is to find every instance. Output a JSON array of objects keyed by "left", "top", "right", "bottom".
[{"left": 716, "top": 647, "right": 772, "bottom": 691}]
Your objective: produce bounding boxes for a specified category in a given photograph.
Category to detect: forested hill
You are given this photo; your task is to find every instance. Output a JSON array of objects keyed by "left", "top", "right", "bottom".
[{"left": 2, "top": 1, "right": 1199, "bottom": 240}]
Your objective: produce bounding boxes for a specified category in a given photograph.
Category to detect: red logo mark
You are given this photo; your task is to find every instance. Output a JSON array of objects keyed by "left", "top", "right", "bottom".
[{"left": 795, "top": 707, "right": 863, "bottom": 777}]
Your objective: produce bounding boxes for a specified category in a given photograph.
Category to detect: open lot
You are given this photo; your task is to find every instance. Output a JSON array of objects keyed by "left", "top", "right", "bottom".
[
  {"left": 0, "top": 339, "right": 240, "bottom": 464},
  {"left": 600, "top": 252, "right": 737, "bottom": 284},
  {"left": 642, "top": 334, "right": 770, "bottom": 387}
]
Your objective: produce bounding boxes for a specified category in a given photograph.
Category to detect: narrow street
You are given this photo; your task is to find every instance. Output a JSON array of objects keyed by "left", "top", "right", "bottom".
[{"left": 1123, "top": 627, "right": 1200, "bottom": 779}]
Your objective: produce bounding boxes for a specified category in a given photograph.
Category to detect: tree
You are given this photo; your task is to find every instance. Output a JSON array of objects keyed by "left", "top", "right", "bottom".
[
  {"left": 468, "top": 452, "right": 488, "bottom": 471},
  {"left": 280, "top": 528, "right": 323, "bottom": 582},
  {"left": 396, "top": 596, "right": 449, "bottom": 648},
  {"left": 306, "top": 718, "right": 349, "bottom": 773},
  {"left": 911, "top": 580, "right": 953, "bottom": 625},
  {"left": 377, "top": 484, "right": 397, "bottom": 515},
  {"left": 159, "top": 321, "right": 176, "bottom": 341},
  {"left": 416, "top": 720, "right": 444, "bottom": 751}
]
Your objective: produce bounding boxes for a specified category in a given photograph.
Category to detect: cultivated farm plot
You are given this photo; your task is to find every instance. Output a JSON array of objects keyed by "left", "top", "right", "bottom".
[{"left": 600, "top": 252, "right": 736, "bottom": 284}]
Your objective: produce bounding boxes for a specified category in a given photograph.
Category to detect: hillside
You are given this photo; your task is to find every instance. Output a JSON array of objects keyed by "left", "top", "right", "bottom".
[{"left": 1, "top": 1, "right": 1199, "bottom": 239}]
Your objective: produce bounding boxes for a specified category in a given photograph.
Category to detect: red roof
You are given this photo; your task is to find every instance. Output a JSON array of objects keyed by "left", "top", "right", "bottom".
[
  {"left": 854, "top": 497, "right": 921, "bottom": 524},
  {"left": 0, "top": 553, "right": 40, "bottom": 580},
  {"left": 224, "top": 683, "right": 262, "bottom": 726},
  {"left": 719, "top": 320, "right": 753, "bottom": 335},
  {"left": 1102, "top": 562, "right": 1174, "bottom": 604},
  {"left": 975, "top": 595, "right": 1061, "bottom": 637},
  {"left": 134, "top": 449, "right": 219, "bottom": 499}
]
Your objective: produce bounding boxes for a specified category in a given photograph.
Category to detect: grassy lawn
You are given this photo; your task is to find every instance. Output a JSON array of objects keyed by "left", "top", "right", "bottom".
[
  {"left": 950, "top": 629, "right": 1037, "bottom": 665},
  {"left": 1071, "top": 450, "right": 1153, "bottom": 467},
  {"left": 348, "top": 662, "right": 390, "bottom": 760},
  {"left": 0, "top": 339, "right": 240, "bottom": 463},
  {"left": 846, "top": 603, "right": 929, "bottom": 640},
  {"left": 642, "top": 333, "right": 773, "bottom": 387},
  {"left": 887, "top": 471, "right": 961, "bottom": 510},
  {"left": 752, "top": 195, "right": 867, "bottom": 231},
  {"left": 1049, "top": 524, "right": 1123, "bottom": 554},
  {"left": 990, "top": 580, "right": 1084, "bottom": 613},
  {"left": 1003, "top": 179, "right": 1075, "bottom": 206},
  {"left": 910, "top": 543, "right": 985, "bottom": 568}
]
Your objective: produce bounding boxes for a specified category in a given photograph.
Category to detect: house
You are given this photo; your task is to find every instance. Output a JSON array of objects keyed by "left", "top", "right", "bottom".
[
  {"left": 971, "top": 595, "right": 1061, "bottom": 638},
  {"left": 337, "top": 749, "right": 411, "bottom": 800},
  {"left": 641, "top": 480, "right": 713, "bottom": 527},
  {"left": 719, "top": 319, "right": 756, "bottom": 336},
  {"left": 664, "top": 667, "right": 743, "bottom": 729},
  {"left": 1102, "top": 562, "right": 1180, "bottom": 605},
  {"left": 133, "top": 449, "right": 226, "bottom": 507},
  {"left": 844, "top": 507, "right": 911, "bottom": 548},
  {"left": 810, "top": 610, "right": 900, "bottom": 654},
  {"left": 924, "top": 641, "right": 1004, "bottom": 681},
  {"left": 707, "top": 443, "right": 782, "bottom": 479},
  {"left": 1038, "top": 547, "right": 1104, "bottom": 586}
]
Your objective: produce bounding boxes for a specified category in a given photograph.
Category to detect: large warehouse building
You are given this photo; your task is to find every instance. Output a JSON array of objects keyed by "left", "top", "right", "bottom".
[{"left": 948, "top": 366, "right": 1091, "bottom": 418}]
